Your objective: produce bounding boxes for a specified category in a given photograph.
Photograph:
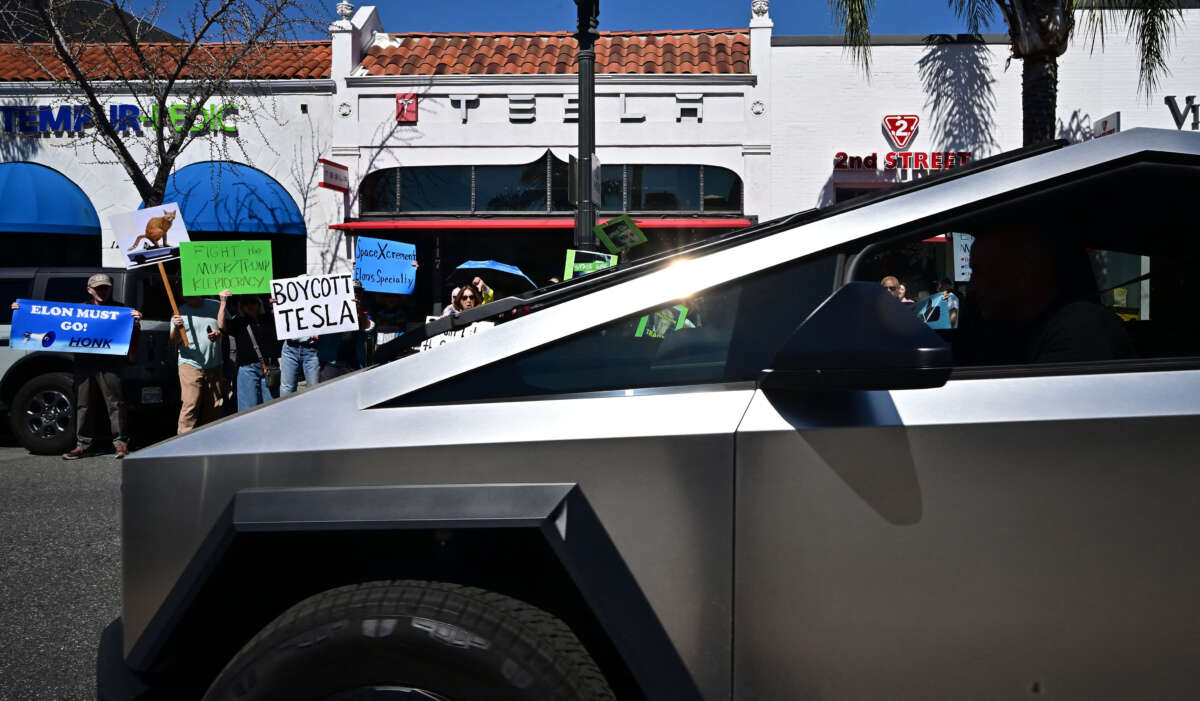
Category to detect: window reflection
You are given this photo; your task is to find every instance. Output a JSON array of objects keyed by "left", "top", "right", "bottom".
[
  {"left": 360, "top": 158, "right": 741, "bottom": 215},
  {"left": 476, "top": 162, "right": 547, "bottom": 212},
  {"left": 703, "top": 167, "right": 742, "bottom": 212},
  {"left": 400, "top": 166, "right": 471, "bottom": 212},
  {"left": 629, "top": 165, "right": 700, "bottom": 211}
]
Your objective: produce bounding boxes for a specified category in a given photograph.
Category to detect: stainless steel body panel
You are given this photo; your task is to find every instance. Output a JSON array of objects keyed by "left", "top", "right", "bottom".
[
  {"left": 123, "top": 385, "right": 753, "bottom": 699},
  {"left": 734, "top": 370, "right": 1200, "bottom": 698},
  {"left": 119, "top": 129, "right": 1200, "bottom": 698}
]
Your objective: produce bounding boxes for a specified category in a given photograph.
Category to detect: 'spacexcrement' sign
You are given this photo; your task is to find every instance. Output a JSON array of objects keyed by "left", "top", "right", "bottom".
[
  {"left": 9, "top": 299, "right": 135, "bottom": 356},
  {"left": 269, "top": 273, "right": 359, "bottom": 341},
  {"left": 181, "top": 241, "right": 273, "bottom": 295},
  {"left": 354, "top": 236, "right": 417, "bottom": 294}
]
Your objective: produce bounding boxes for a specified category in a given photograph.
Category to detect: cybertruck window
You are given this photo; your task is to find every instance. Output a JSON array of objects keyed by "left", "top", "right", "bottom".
[
  {"left": 392, "top": 254, "right": 838, "bottom": 405},
  {"left": 850, "top": 161, "right": 1200, "bottom": 369}
]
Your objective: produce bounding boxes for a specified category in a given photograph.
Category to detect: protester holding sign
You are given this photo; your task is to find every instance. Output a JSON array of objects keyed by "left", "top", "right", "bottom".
[
  {"left": 317, "top": 287, "right": 374, "bottom": 381},
  {"left": 171, "top": 295, "right": 224, "bottom": 434},
  {"left": 10, "top": 274, "right": 143, "bottom": 458},
  {"left": 218, "top": 290, "right": 281, "bottom": 411}
]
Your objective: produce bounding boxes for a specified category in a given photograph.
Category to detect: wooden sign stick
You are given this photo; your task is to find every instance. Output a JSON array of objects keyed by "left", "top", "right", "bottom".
[{"left": 158, "top": 261, "right": 188, "bottom": 346}]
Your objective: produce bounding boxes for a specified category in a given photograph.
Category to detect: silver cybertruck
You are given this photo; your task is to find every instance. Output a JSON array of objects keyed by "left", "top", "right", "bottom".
[{"left": 99, "top": 129, "right": 1200, "bottom": 700}]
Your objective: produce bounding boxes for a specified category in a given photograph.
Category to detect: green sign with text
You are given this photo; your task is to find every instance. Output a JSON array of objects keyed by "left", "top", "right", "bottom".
[{"left": 180, "top": 241, "right": 273, "bottom": 296}]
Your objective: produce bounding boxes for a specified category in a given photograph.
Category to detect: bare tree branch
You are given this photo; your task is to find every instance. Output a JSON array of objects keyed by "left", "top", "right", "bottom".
[{"left": 12, "top": 0, "right": 324, "bottom": 206}]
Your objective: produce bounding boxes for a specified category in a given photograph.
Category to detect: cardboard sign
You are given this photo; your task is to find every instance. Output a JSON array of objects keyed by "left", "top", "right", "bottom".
[
  {"left": 269, "top": 273, "right": 359, "bottom": 341},
  {"left": 594, "top": 215, "right": 647, "bottom": 255},
  {"left": 9, "top": 299, "right": 135, "bottom": 356},
  {"left": 419, "top": 315, "right": 493, "bottom": 351},
  {"left": 952, "top": 232, "right": 975, "bottom": 282},
  {"left": 110, "top": 203, "right": 192, "bottom": 269},
  {"left": 354, "top": 236, "right": 417, "bottom": 294},
  {"left": 180, "top": 241, "right": 273, "bottom": 296},
  {"left": 563, "top": 249, "right": 617, "bottom": 280}
]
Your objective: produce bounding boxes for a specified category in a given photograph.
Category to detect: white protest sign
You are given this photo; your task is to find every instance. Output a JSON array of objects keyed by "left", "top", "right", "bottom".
[
  {"left": 419, "top": 315, "right": 494, "bottom": 351},
  {"left": 108, "top": 202, "right": 193, "bottom": 269},
  {"left": 269, "top": 273, "right": 358, "bottom": 341}
]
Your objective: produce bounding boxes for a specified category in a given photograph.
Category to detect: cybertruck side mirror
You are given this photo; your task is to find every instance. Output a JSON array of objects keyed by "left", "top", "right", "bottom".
[{"left": 759, "top": 281, "right": 952, "bottom": 392}]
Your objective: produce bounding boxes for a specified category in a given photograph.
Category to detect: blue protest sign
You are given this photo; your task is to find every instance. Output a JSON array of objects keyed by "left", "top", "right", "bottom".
[
  {"left": 9, "top": 299, "right": 135, "bottom": 356},
  {"left": 354, "top": 236, "right": 417, "bottom": 294}
]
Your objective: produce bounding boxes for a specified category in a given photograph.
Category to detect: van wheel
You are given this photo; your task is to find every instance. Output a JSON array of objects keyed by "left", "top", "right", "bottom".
[
  {"left": 202, "top": 580, "right": 616, "bottom": 701},
  {"left": 9, "top": 372, "right": 75, "bottom": 455}
]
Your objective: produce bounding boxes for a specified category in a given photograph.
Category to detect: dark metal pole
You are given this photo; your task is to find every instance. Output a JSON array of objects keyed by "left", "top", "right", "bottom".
[{"left": 574, "top": 0, "right": 598, "bottom": 250}]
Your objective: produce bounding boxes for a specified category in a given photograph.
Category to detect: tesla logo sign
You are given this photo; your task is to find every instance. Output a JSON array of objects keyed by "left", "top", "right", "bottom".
[
  {"left": 396, "top": 93, "right": 418, "bottom": 123},
  {"left": 882, "top": 114, "right": 919, "bottom": 149}
]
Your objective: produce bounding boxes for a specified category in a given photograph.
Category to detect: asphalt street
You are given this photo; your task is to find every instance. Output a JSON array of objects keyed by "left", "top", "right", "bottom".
[{"left": 0, "top": 429, "right": 122, "bottom": 701}]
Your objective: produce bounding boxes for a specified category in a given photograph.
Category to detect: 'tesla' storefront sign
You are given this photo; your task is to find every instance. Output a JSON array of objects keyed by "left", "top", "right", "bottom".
[
  {"left": 0, "top": 102, "right": 236, "bottom": 135},
  {"left": 834, "top": 114, "right": 972, "bottom": 172}
]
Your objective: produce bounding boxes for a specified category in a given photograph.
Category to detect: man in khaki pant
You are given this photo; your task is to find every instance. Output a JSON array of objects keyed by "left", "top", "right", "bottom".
[{"left": 171, "top": 296, "right": 224, "bottom": 434}]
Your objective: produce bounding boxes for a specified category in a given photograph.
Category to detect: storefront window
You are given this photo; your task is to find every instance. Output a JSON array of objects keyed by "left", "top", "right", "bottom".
[
  {"left": 476, "top": 161, "right": 547, "bottom": 212},
  {"left": 400, "top": 166, "right": 471, "bottom": 212},
  {"left": 359, "top": 159, "right": 740, "bottom": 216},
  {"left": 599, "top": 165, "right": 623, "bottom": 212},
  {"left": 550, "top": 156, "right": 570, "bottom": 212},
  {"left": 629, "top": 165, "right": 700, "bottom": 211},
  {"left": 703, "top": 166, "right": 743, "bottom": 212},
  {"left": 360, "top": 169, "right": 398, "bottom": 213}
]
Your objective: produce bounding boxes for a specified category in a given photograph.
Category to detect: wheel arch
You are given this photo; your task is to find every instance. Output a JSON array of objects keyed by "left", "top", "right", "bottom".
[
  {"left": 0, "top": 353, "right": 73, "bottom": 407},
  {"left": 119, "top": 484, "right": 700, "bottom": 701}
]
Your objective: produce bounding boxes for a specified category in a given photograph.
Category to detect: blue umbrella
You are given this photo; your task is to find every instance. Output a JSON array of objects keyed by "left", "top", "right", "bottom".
[{"left": 450, "top": 260, "right": 536, "bottom": 295}]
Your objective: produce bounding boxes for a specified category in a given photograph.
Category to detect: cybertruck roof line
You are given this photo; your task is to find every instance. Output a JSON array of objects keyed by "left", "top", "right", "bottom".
[{"left": 130, "top": 128, "right": 1200, "bottom": 462}]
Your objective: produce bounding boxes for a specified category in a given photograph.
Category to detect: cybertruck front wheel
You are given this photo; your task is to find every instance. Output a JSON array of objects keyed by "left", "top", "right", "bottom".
[{"left": 202, "top": 580, "right": 615, "bottom": 701}]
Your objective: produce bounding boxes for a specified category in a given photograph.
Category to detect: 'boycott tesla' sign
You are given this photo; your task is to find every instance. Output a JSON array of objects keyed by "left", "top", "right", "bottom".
[{"left": 834, "top": 114, "right": 972, "bottom": 172}]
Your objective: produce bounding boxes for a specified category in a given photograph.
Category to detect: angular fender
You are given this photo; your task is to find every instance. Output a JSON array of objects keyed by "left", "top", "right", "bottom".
[{"left": 119, "top": 483, "right": 701, "bottom": 701}]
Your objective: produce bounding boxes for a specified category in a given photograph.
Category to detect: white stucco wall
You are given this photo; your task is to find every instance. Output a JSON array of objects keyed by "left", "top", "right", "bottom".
[
  {"left": 0, "top": 86, "right": 340, "bottom": 274},
  {"left": 767, "top": 9, "right": 1200, "bottom": 218},
  {"left": 5, "top": 4, "right": 1199, "bottom": 274}
]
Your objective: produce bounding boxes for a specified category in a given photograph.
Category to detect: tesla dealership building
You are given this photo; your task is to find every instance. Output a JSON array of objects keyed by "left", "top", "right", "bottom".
[{"left": 2, "top": 1, "right": 1199, "bottom": 312}]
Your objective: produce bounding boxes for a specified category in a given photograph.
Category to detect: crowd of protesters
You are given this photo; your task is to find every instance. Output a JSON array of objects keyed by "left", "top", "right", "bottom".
[{"left": 9, "top": 270, "right": 503, "bottom": 459}]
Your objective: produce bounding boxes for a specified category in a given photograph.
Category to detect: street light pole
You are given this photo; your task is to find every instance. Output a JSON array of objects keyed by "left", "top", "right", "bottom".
[{"left": 574, "top": 0, "right": 599, "bottom": 250}]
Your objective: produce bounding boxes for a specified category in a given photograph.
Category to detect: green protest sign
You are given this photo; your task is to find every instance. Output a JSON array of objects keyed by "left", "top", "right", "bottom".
[
  {"left": 180, "top": 241, "right": 273, "bottom": 295},
  {"left": 563, "top": 249, "right": 617, "bottom": 280},
  {"left": 593, "top": 214, "right": 648, "bottom": 255}
]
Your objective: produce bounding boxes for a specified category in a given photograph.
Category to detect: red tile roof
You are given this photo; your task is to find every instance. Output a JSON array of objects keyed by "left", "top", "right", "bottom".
[
  {"left": 360, "top": 29, "right": 750, "bottom": 76},
  {"left": 0, "top": 40, "right": 331, "bottom": 81}
]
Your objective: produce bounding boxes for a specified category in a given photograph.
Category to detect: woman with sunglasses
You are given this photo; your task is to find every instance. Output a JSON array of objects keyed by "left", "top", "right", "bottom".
[{"left": 440, "top": 285, "right": 480, "bottom": 316}]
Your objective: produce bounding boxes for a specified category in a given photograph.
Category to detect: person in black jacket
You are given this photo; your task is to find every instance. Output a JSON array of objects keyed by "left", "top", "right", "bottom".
[{"left": 217, "top": 290, "right": 280, "bottom": 411}]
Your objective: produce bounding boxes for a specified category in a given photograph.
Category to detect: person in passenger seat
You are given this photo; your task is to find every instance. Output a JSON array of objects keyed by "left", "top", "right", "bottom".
[{"left": 968, "top": 229, "right": 1135, "bottom": 364}]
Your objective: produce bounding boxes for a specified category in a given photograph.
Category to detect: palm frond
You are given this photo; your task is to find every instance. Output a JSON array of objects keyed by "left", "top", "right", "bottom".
[
  {"left": 830, "top": 0, "right": 875, "bottom": 74},
  {"left": 1079, "top": 0, "right": 1183, "bottom": 98},
  {"left": 949, "top": 0, "right": 996, "bottom": 34}
]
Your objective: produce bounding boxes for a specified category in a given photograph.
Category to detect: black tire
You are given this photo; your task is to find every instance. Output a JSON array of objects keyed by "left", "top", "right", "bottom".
[
  {"left": 203, "top": 580, "right": 616, "bottom": 701},
  {"left": 8, "top": 372, "right": 76, "bottom": 455}
]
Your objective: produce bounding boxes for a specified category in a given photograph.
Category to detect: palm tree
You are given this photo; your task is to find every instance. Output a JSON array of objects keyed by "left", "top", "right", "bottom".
[{"left": 831, "top": 0, "right": 1185, "bottom": 145}]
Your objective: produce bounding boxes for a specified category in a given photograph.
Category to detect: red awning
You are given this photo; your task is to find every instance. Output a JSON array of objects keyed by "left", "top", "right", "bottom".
[{"left": 329, "top": 217, "right": 752, "bottom": 231}]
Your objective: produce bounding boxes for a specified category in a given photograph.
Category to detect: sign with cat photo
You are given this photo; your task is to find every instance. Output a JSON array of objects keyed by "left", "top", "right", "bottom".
[{"left": 108, "top": 203, "right": 192, "bottom": 270}]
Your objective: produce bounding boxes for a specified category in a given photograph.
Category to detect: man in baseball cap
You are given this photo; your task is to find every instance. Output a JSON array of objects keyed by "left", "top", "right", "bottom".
[
  {"left": 87, "top": 273, "right": 113, "bottom": 289},
  {"left": 65, "top": 273, "right": 141, "bottom": 459}
]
